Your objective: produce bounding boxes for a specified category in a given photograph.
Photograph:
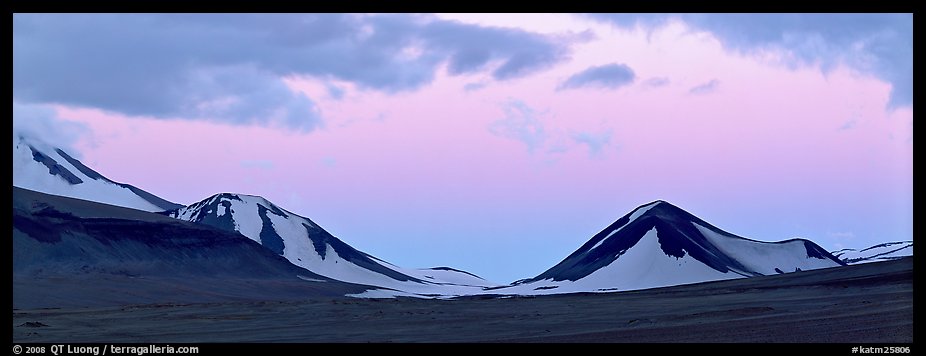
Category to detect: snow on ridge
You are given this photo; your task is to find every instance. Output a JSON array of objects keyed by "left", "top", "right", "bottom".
[
  {"left": 832, "top": 241, "right": 913, "bottom": 264},
  {"left": 13, "top": 136, "right": 163, "bottom": 212},
  {"left": 494, "top": 227, "right": 740, "bottom": 296},
  {"left": 169, "top": 191, "right": 498, "bottom": 296},
  {"left": 589, "top": 201, "right": 661, "bottom": 251},
  {"left": 692, "top": 222, "right": 842, "bottom": 275}
]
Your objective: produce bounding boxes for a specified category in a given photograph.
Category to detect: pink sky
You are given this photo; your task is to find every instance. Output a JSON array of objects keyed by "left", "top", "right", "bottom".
[{"left": 23, "top": 14, "right": 912, "bottom": 283}]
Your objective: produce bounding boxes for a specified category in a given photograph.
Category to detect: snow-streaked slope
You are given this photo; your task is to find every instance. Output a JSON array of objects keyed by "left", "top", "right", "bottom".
[
  {"left": 490, "top": 200, "right": 845, "bottom": 296},
  {"left": 405, "top": 267, "right": 493, "bottom": 287},
  {"left": 694, "top": 223, "right": 842, "bottom": 275},
  {"left": 831, "top": 241, "right": 913, "bottom": 264},
  {"left": 13, "top": 135, "right": 181, "bottom": 212},
  {"left": 496, "top": 228, "right": 741, "bottom": 295},
  {"left": 165, "top": 193, "right": 499, "bottom": 296}
]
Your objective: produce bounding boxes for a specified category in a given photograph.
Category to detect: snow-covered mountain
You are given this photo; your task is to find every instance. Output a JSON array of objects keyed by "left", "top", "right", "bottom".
[
  {"left": 13, "top": 135, "right": 181, "bottom": 212},
  {"left": 11, "top": 133, "right": 857, "bottom": 299},
  {"left": 491, "top": 200, "right": 845, "bottom": 295},
  {"left": 163, "top": 193, "right": 498, "bottom": 296},
  {"left": 831, "top": 241, "right": 913, "bottom": 265},
  {"left": 13, "top": 186, "right": 373, "bottom": 308}
]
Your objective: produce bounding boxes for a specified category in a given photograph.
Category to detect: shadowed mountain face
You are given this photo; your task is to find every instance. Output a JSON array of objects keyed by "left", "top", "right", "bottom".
[
  {"left": 502, "top": 201, "right": 845, "bottom": 294},
  {"left": 13, "top": 187, "right": 372, "bottom": 308},
  {"left": 13, "top": 136, "right": 182, "bottom": 212}
]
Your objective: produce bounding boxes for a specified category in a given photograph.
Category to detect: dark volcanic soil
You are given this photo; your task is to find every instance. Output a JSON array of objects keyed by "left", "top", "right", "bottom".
[{"left": 12, "top": 257, "right": 912, "bottom": 343}]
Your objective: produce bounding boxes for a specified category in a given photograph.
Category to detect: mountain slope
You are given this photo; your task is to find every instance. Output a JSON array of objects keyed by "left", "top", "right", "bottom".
[
  {"left": 13, "top": 135, "right": 181, "bottom": 212},
  {"left": 495, "top": 200, "right": 844, "bottom": 295},
  {"left": 13, "top": 186, "right": 372, "bottom": 308},
  {"left": 163, "top": 193, "right": 498, "bottom": 296},
  {"left": 831, "top": 241, "right": 913, "bottom": 264}
]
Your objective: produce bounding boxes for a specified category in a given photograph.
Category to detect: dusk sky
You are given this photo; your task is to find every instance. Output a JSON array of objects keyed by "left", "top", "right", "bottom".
[{"left": 13, "top": 13, "right": 913, "bottom": 283}]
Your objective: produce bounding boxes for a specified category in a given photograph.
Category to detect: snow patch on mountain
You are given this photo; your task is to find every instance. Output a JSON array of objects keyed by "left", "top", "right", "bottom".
[
  {"left": 694, "top": 222, "right": 843, "bottom": 275},
  {"left": 496, "top": 227, "right": 740, "bottom": 295},
  {"left": 831, "top": 241, "right": 913, "bottom": 264},
  {"left": 590, "top": 201, "right": 659, "bottom": 251},
  {"left": 165, "top": 193, "right": 500, "bottom": 296},
  {"left": 488, "top": 200, "right": 844, "bottom": 296},
  {"left": 13, "top": 136, "right": 180, "bottom": 212}
]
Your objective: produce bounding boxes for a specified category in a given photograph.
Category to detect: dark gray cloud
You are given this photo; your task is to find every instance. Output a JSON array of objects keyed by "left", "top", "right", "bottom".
[
  {"left": 558, "top": 63, "right": 636, "bottom": 90},
  {"left": 13, "top": 14, "right": 573, "bottom": 131},
  {"left": 587, "top": 13, "right": 912, "bottom": 108},
  {"left": 689, "top": 79, "right": 720, "bottom": 95},
  {"left": 421, "top": 18, "right": 569, "bottom": 80}
]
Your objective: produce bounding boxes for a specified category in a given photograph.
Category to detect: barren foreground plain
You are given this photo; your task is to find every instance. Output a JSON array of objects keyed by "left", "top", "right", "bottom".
[{"left": 13, "top": 257, "right": 912, "bottom": 343}]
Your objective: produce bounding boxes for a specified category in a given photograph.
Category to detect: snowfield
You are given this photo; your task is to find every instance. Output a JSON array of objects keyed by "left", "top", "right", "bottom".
[{"left": 13, "top": 136, "right": 179, "bottom": 212}]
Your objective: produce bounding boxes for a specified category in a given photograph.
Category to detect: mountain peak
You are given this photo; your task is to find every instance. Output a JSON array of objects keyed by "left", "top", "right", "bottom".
[
  {"left": 201, "top": 192, "right": 281, "bottom": 209},
  {"left": 207, "top": 192, "right": 263, "bottom": 203},
  {"left": 510, "top": 200, "right": 844, "bottom": 292},
  {"left": 13, "top": 135, "right": 182, "bottom": 211}
]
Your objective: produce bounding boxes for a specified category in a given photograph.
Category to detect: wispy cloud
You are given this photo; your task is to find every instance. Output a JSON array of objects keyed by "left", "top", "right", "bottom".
[
  {"left": 643, "top": 77, "right": 670, "bottom": 88},
  {"left": 571, "top": 129, "right": 613, "bottom": 157},
  {"left": 588, "top": 13, "right": 912, "bottom": 108},
  {"left": 12, "top": 101, "right": 90, "bottom": 157},
  {"left": 838, "top": 119, "right": 857, "bottom": 131},
  {"left": 488, "top": 100, "right": 547, "bottom": 153},
  {"left": 689, "top": 79, "right": 720, "bottom": 95},
  {"left": 558, "top": 63, "right": 636, "bottom": 90},
  {"left": 463, "top": 82, "right": 487, "bottom": 92}
]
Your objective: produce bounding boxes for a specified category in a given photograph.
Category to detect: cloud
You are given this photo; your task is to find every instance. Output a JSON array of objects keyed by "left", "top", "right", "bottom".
[
  {"left": 588, "top": 13, "right": 912, "bottom": 108},
  {"left": 489, "top": 101, "right": 620, "bottom": 158},
  {"left": 421, "top": 18, "right": 570, "bottom": 80},
  {"left": 583, "top": 14, "right": 673, "bottom": 31},
  {"left": 325, "top": 83, "right": 346, "bottom": 100},
  {"left": 13, "top": 14, "right": 574, "bottom": 131},
  {"left": 488, "top": 100, "right": 547, "bottom": 153},
  {"left": 571, "top": 129, "right": 613, "bottom": 157},
  {"left": 12, "top": 101, "right": 90, "bottom": 157},
  {"left": 558, "top": 63, "right": 636, "bottom": 90},
  {"left": 463, "top": 82, "right": 487, "bottom": 92},
  {"left": 838, "top": 118, "right": 858, "bottom": 131},
  {"left": 643, "top": 77, "right": 670, "bottom": 88},
  {"left": 689, "top": 79, "right": 720, "bottom": 95}
]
